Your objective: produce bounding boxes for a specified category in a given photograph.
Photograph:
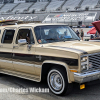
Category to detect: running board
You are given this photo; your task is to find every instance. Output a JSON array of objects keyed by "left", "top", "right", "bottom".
[{"left": 0, "top": 69, "right": 40, "bottom": 82}]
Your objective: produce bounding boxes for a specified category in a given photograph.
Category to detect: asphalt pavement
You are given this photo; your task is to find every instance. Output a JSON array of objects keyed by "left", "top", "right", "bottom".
[{"left": 0, "top": 74, "right": 100, "bottom": 100}]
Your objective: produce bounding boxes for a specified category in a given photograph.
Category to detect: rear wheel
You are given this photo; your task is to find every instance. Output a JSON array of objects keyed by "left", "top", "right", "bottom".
[{"left": 47, "top": 67, "right": 73, "bottom": 95}]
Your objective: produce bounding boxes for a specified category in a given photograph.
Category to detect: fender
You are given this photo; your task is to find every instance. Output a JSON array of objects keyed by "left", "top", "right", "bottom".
[{"left": 41, "top": 60, "right": 73, "bottom": 83}]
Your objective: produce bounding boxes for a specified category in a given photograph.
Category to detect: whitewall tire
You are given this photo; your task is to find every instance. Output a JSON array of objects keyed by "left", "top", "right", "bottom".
[{"left": 47, "top": 67, "right": 73, "bottom": 95}]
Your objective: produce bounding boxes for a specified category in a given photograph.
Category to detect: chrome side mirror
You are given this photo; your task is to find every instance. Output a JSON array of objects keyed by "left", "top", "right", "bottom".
[{"left": 18, "top": 39, "right": 27, "bottom": 45}]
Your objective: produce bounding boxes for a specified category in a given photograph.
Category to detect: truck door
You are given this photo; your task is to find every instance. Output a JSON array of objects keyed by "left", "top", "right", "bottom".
[
  {"left": 0, "top": 28, "right": 15, "bottom": 70},
  {"left": 12, "top": 27, "right": 36, "bottom": 75}
]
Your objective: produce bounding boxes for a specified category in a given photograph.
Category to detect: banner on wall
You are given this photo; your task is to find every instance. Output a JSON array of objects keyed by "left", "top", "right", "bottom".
[{"left": 43, "top": 12, "right": 97, "bottom": 24}]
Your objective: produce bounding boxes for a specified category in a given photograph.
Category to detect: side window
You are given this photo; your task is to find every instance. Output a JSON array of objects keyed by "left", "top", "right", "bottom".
[
  {"left": 16, "top": 29, "right": 34, "bottom": 44},
  {"left": 1, "top": 29, "right": 15, "bottom": 43}
]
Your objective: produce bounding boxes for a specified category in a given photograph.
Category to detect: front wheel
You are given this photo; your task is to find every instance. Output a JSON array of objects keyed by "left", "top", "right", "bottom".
[{"left": 47, "top": 67, "right": 73, "bottom": 95}]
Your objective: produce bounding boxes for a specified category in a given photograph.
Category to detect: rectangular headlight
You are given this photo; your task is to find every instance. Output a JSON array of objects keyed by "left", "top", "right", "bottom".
[
  {"left": 81, "top": 56, "right": 88, "bottom": 62},
  {"left": 81, "top": 56, "right": 88, "bottom": 71},
  {"left": 81, "top": 64, "right": 88, "bottom": 70}
]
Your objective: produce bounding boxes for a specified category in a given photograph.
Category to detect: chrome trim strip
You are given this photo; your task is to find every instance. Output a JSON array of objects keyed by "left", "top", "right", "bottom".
[
  {"left": 87, "top": 55, "right": 89, "bottom": 70},
  {"left": 88, "top": 52, "right": 100, "bottom": 56},
  {"left": 0, "top": 59, "right": 41, "bottom": 68},
  {"left": 13, "top": 61, "right": 33, "bottom": 67},
  {"left": 35, "top": 65, "right": 41, "bottom": 68},
  {"left": 0, "top": 59, "right": 12, "bottom": 63},
  {"left": 0, "top": 69, "right": 40, "bottom": 82}
]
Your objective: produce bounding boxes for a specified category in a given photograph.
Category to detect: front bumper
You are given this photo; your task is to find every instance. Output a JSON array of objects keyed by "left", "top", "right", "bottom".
[{"left": 74, "top": 69, "right": 100, "bottom": 83}]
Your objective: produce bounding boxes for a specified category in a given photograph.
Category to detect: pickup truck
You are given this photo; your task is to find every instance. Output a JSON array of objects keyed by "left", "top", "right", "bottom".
[{"left": 0, "top": 23, "right": 100, "bottom": 96}]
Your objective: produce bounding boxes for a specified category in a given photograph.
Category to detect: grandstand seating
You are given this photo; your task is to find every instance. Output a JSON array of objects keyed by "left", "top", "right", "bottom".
[
  {"left": 28, "top": 1, "right": 48, "bottom": 13},
  {"left": 80, "top": 0, "right": 99, "bottom": 10},
  {"left": 62, "top": 0, "right": 82, "bottom": 11},
  {"left": 46, "top": 0, "right": 64, "bottom": 12},
  {"left": 0, "top": 4, "right": 3, "bottom": 9},
  {"left": 0, "top": 0, "right": 99, "bottom": 14},
  {"left": 0, "top": 3, "right": 18, "bottom": 13},
  {"left": 0, "top": 0, "right": 3, "bottom": 3},
  {"left": 12, "top": 3, "right": 33, "bottom": 13}
]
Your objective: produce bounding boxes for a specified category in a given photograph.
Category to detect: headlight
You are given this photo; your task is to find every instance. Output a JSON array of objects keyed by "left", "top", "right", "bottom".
[
  {"left": 81, "top": 64, "right": 87, "bottom": 70},
  {"left": 81, "top": 56, "right": 88, "bottom": 71},
  {"left": 81, "top": 56, "right": 88, "bottom": 62}
]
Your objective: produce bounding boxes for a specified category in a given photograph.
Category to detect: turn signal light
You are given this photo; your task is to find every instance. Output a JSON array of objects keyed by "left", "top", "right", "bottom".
[
  {"left": 70, "top": 70, "right": 77, "bottom": 72},
  {"left": 80, "top": 84, "right": 85, "bottom": 89}
]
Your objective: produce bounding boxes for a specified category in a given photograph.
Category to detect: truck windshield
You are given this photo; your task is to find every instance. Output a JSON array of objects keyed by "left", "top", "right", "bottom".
[{"left": 34, "top": 25, "right": 80, "bottom": 44}]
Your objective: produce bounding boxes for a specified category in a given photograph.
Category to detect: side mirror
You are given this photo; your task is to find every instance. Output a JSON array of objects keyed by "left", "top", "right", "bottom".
[{"left": 18, "top": 39, "right": 27, "bottom": 45}]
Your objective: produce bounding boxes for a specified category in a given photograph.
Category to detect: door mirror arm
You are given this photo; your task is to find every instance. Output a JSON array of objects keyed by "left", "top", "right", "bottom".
[{"left": 27, "top": 44, "right": 32, "bottom": 51}]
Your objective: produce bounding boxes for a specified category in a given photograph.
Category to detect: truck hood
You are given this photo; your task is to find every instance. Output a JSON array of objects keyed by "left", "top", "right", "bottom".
[
  {"left": 47, "top": 41, "right": 100, "bottom": 54},
  {"left": 92, "top": 20, "right": 100, "bottom": 33}
]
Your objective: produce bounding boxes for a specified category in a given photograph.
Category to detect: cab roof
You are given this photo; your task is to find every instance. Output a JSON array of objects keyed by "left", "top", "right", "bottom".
[{"left": 0, "top": 23, "right": 68, "bottom": 29}]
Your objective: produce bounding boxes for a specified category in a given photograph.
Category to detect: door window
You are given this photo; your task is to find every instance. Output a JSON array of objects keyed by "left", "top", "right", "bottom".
[
  {"left": 16, "top": 29, "right": 34, "bottom": 44},
  {"left": 1, "top": 29, "right": 15, "bottom": 43}
]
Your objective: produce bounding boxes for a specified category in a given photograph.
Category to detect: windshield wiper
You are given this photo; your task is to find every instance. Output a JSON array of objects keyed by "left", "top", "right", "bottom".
[
  {"left": 62, "top": 38, "right": 72, "bottom": 41},
  {"left": 46, "top": 38, "right": 58, "bottom": 40},
  {"left": 62, "top": 38, "right": 79, "bottom": 41}
]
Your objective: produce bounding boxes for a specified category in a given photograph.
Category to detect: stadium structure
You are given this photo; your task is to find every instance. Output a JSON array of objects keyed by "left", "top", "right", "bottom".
[{"left": 0, "top": 0, "right": 100, "bottom": 27}]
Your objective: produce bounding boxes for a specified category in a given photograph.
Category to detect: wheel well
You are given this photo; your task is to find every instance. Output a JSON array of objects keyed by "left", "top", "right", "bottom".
[{"left": 41, "top": 63, "right": 67, "bottom": 82}]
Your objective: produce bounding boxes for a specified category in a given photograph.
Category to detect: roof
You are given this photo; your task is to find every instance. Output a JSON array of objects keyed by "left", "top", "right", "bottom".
[
  {"left": 0, "top": 23, "right": 68, "bottom": 28},
  {"left": 0, "top": 20, "right": 18, "bottom": 23}
]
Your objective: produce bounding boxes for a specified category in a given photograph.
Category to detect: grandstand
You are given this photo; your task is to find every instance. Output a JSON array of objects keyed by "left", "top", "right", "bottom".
[
  {"left": 0, "top": 3, "right": 18, "bottom": 13},
  {"left": 0, "top": 4, "right": 3, "bottom": 9},
  {"left": 45, "top": 0, "right": 65, "bottom": 12},
  {"left": 12, "top": 3, "right": 33, "bottom": 13},
  {"left": 0, "top": 0, "right": 99, "bottom": 13},
  {"left": 79, "top": 0, "right": 99, "bottom": 10},
  {"left": 62, "top": 0, "right": 82, "bottom": 11},
  {"left": 0, "top": 0, "right": 99, "bottom": 26},
  {"left": 28, "top": 1, "right": 49, "bottom": 13}
]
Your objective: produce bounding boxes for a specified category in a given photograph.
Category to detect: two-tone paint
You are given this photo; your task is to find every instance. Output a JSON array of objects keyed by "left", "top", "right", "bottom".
[{"left": 0, "top": 23, "right": 100, "bottom": 84}]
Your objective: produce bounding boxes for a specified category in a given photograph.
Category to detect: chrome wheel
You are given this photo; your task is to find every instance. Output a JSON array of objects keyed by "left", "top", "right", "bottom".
[
  {"left": 50, "top": 73, "right": 63, "bottom": 91},
  {"left": 47, "top": 69, "right": 65, "bottom": 95}
]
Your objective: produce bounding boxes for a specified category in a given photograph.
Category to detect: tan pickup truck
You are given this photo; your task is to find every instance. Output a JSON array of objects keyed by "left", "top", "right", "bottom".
[{"left": 0, "top": 23, "right": 100, "bottom": 95}]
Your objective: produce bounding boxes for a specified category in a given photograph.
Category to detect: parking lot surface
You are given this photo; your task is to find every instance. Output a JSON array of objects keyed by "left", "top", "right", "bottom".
[{"left": 0, "top": 74, "right": 100, "bottom": 100}]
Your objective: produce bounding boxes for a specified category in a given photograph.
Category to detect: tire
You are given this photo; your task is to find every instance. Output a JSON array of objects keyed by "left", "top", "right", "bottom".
[{"left": 47, "top": 67, "right": 73, "bottom": 96}]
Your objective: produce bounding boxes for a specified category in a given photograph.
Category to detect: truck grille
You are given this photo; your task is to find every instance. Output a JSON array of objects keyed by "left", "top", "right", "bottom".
[{"left": 89, "top": 53, "right": 100, "bottom": 69}]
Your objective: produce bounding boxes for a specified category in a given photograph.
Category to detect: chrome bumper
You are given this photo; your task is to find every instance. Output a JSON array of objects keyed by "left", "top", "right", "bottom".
[{"left": 74, "top": 69, "right": 100, "bottom": 83}]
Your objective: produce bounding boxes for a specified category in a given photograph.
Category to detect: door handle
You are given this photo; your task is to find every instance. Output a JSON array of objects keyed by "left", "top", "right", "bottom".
[{"left": 13, "top": 46, "right": 18, "bottom": 48}]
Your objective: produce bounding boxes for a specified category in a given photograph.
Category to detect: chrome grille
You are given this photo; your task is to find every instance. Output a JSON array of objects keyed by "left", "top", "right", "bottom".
[{"left": 89, "top": 53, "right": 100, "bottom": 69}]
